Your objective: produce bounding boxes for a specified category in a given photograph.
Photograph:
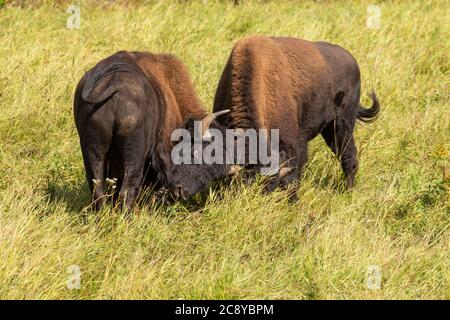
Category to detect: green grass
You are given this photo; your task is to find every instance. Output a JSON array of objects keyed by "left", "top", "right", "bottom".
[{"left": 0, "top": 0, "right": 449, "bottom": 299}]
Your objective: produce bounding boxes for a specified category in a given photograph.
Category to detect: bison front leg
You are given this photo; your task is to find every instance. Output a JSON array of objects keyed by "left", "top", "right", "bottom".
[
  {"left": 279, "top": 141, "right": 307, "bottom": 202},
  {"left": 261, "top": 143, "right": 307, "bottom": 202}
]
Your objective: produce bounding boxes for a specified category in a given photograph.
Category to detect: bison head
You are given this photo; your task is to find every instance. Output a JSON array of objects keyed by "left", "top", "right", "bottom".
[{"left": 168, "top": 110, "right": 242, "bottom": 200}]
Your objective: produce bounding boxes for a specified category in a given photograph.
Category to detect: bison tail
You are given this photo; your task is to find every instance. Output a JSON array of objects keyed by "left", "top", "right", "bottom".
[
  {"left": 357, "top": 91, "right": 380, "bottom": 123},
  {"left": 81, "top": 62, "right": 131, "bottom": 104}
]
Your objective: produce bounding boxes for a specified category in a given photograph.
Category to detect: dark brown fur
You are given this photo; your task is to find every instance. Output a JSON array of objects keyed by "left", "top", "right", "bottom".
[{"left": 74, "top": 51, "right": 206, "bottom": 211}]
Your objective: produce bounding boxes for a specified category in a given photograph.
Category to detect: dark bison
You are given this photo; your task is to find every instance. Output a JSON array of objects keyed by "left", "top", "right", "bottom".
[
  {"left": 169, "top": 35, "right": 380, "bottom": 200},
  {"left": 74, "top": 51, "right": 206, "bottom": 211}
]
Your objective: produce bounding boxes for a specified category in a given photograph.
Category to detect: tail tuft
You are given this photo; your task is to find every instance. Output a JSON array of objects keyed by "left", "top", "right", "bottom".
[{"left": 357, "top": 91, "right": 380, "bottom": 123}]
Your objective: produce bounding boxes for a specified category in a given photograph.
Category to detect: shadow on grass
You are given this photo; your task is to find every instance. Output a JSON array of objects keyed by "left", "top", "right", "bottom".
[
  {"left": 43, "top": 172, "right": 307, "bottom": 221},
  {"left": 302, "top": 159, "right": 348, "bottom": 194},
  {"left": 137, "top": 184, "right": 222, "bottom": 217},
  {"left": 45, "top": 179, "right": 91, "bottom": 215},
  {"left": 137, "top": 176, "right": 246, "bottom": 219}
]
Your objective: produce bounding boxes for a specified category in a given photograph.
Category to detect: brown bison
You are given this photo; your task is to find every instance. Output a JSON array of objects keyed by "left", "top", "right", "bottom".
[
  {"left": 74, "top": 51, "right": 206, "bottom": 211},
  {"left": 169, "top": 35, "right": 380, "bottom": 200}
]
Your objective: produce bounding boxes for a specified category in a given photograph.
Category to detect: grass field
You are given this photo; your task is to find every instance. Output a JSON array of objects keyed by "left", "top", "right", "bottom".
[{"left": 0, "top": 0, "right": 449, "bottom": 299}]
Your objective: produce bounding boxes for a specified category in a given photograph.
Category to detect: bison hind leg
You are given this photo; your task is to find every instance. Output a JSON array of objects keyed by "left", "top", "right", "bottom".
[
  {"left": 82, "top": 141, "right": 110, "bottom": 211},
  {"left": 321, "top": 120, "right": 358, "bottom": 189},
  {"left": 115, "top": 132, "right": 147, "bottom": 213}
]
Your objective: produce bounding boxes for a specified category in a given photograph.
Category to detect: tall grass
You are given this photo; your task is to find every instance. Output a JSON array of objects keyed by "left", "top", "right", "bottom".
[{"left": 0, "top": 0, "right": 448, "bottom": 299}]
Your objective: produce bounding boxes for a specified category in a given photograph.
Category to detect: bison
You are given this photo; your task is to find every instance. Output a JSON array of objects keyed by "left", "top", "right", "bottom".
[
  {"left": 169, "top": 35, "right": 380, "bottom": 200},
  {"left": 74, "top": 51, "right": 206, "bottom": 211}
]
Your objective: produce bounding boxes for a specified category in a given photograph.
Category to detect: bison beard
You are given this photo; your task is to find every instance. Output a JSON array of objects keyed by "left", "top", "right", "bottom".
[
  {"left": 169, "top": 35, "right": 380, "bottom": 200},
  {"left": 74, "top": 51, "right": 207, "bottom": 211}
]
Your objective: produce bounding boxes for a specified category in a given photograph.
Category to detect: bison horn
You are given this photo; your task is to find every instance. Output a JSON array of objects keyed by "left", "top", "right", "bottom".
[
  {"left": 227, "top": 165, "right": 243, "bottom": 175},
  {"left": 200, "top": 109, "right": 230, "bottom": 139},
  {"left": 279, "top": 167, "right": 295, "bottom": 178}
]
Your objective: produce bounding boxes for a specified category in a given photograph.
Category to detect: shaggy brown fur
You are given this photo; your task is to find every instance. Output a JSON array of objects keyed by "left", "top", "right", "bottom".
[
  {"left": 130, "top": 52, "right": 207, "bottom": 148},
  {"left": 74, "top": 51, "right": 206, "bottom": 211},
  {"left": 214, "top": 35, "right": 380, "bottom": 193}
]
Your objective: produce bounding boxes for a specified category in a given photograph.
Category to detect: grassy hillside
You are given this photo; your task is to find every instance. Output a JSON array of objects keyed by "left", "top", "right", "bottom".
[{"left": 0, "top": 0, "right": 448, "bottom": 299}]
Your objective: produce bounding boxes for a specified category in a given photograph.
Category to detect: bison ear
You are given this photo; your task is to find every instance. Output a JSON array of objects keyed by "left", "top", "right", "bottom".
[
  {"left": 183, "top": 117, "right": 196, "bottom": 131},
  {"left": 227, "top": 165, "right": 243, "bottom": 176}
]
